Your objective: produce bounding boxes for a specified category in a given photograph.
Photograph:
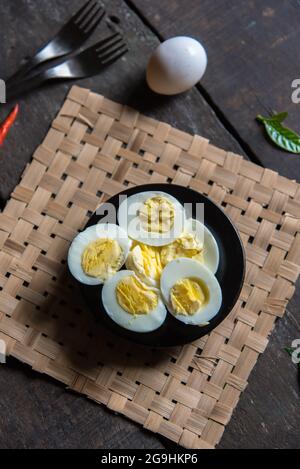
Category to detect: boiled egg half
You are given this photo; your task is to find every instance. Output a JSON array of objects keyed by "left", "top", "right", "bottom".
[
  {"left": 68, "top": 223, "right": 131, "bottom": 285},
  {"left": 102, "top": 270, "right": 167, "bottom": 332},
  {"left": 160, "top": 258, "right": 222, "bottom": 325},
  {"left": 118, "top": 191, "right": 185, "bottom": 246},
  {"left": 161, "top": 218, "right": 219, "bottom": 274},
  {"left": 126, "top": 241, "right": 163, "bottom": 287}
]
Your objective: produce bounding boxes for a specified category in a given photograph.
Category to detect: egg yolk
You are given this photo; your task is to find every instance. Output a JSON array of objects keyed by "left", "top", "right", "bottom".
[
  {"left": 161, "top": 233, "right": 203, "bottom": 266},
  {"left": 126, "top": 241, "right": 163, "bottom": 282},
  {"left": 116, "top": 275, "right": 158, "bottom": 315},
  {"left": 139, "top": 196, "right": 175, "bottom": 233},
  {"left": 82, "top": 238, "right": 123, "bottom": 279},
  {"left": 170, "top": 277, "right": 209, "bottom": 316}
]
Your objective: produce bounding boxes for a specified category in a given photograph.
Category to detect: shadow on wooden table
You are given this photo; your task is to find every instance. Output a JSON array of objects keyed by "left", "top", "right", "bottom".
[{"left": 125, "top": 73, "right": 175, "bottom": 114}]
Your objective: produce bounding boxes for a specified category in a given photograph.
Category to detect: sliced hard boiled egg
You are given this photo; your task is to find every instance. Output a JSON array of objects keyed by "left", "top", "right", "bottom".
[
  {"left": 126, "top": 241, "right": 163, "bottom": 287},
  {"left": 185, "top": 218, "right": 219, "bottom": 274},
  {"left": 160, "top": 258, "right": 222, "bottom": 325},
  {"left": 160, "top": 218, "right": 219, "bottom": 274},
  {"left": 102, "top": 270, "right": 167, "bottom": 332},
  {"left": 68, "top": 223, "right": 131, "bottom": 285},
  {"left": 118, "top": 191, "right": 185, "bottom": 246}
]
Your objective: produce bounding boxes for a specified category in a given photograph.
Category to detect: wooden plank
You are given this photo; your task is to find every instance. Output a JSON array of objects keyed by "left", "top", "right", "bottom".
[{"left": 131, "top": 0, "right": 300, "bottom": 182}]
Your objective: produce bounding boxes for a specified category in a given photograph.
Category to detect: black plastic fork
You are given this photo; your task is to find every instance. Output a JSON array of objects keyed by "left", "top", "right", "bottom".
[
  {"left": 6, "top": 33, "right": 128, "bottom": 102},
  {"left": 7, "top": 0, "right": 105, "bottom": 86}
]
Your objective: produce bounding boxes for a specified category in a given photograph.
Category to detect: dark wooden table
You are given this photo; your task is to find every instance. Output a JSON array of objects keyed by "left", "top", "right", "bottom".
[{"left": 0, "top": 0, "right": 299, "bottom": 449}]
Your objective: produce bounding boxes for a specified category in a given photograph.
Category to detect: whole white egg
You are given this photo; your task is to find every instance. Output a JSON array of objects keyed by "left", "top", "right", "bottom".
[{"left": 146, "top": 36, "right": 207, "bottom": 95}]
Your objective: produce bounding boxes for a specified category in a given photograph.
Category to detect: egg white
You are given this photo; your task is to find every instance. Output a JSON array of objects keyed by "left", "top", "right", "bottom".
[
  {"left": 68, "top": 223, "right": 131, "bottom": 285},
  {"left": 125, "top": 245, "right": 160, "bottom": 287},
  {"left": 118, "top": 191, "right": 186, "bottom": 247},
  {"left": 184, "top": 218, "right": 219, "bottom": 274},
  {"left": 102, "top": 270, "right": 167, "bottom": 332},
  {"left": 160, "top": 258, "right": 222, "bottom": 325}
]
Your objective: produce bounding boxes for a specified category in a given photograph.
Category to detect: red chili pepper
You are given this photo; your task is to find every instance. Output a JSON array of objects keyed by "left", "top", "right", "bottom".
[{"left": 0, "top": 104, "right": 19, "bottom": 147}]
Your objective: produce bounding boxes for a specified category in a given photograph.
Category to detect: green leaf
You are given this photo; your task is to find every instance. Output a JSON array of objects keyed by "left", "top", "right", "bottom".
[
  {"left": 257, "top": 112, "right": 288, "bottom": 124},
  {"left": 256, "top": 112, "right": 300, "bottom": 154},
  {"left": 270, "top": 112, "right": 288, "bottom": 123}
]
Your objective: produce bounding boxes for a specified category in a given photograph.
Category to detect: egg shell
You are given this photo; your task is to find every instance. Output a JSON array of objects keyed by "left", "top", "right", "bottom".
[{"left": 147, "top": 36, "right": 207, "bottom": 95}]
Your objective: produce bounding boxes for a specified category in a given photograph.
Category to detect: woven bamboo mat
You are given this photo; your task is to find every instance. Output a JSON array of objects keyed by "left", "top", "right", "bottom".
[{"left": 1, "top": 86, "right": 300, "bottom": 449}]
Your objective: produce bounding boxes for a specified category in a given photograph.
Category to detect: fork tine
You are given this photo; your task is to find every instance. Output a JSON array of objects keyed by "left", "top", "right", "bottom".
[
  {"left": 76, "top": 0, "right": 99, "bottom": 27},
  {"left": 93, "top": 33, "right": 122, "bottom": 51},
  {"left": 79, "top": 6, "right": 101, "bottom": 31},
  {"left": 72, "top": 0, "right": 94, "bottom": 23},
  {"left": 96, "top": 35, "right": 123, "bottom": 54},
  {"left": 84, "top": 8, "right": 105, "bottom": 34},
  {"left": 99, "top": 43, "right": 128, "bottom": 64},
  {"left": 101, "top": 46, "right": 128, "bottom": 66},
  {"left": 79, "top": 5, "right": 104, "bottom": 31}
]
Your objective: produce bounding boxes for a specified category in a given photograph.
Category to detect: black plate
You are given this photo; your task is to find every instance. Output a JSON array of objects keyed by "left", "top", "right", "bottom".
[{"left": 77, "top": 184, "right": 245, "bottom": 347}]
